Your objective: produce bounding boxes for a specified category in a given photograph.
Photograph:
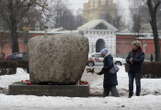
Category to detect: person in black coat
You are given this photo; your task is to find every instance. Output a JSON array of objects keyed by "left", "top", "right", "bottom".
[
  {"left": 97, "top": 48, "right": 119, "bottom": 97},
  {"left": 126, "top": 40, "right": 145, "bottom": 98}
]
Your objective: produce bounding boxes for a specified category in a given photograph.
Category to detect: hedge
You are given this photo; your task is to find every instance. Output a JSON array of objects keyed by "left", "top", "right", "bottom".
[
  {"left": 125, "top": 62, "right": 161, "bottom": 78},
  {"left": 0, "top": 60, "right": 29, "bottom": 75}
]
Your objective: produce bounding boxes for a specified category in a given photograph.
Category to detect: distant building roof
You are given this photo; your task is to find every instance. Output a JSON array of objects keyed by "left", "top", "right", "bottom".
[{"left": 78, "top": 19, "right": 118, "bottom": 32}]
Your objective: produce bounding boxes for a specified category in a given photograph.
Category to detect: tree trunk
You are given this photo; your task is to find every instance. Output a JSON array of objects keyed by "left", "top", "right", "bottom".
[
  {"left": 9, "top": 1, "right": 19, "bottom": 53},
  {"left": 147, "top": 0, "right": 161, "bottom": 61},
  {"left": 151, "top": 18, "right": 161, "bottom": 61},
  {"left": 10, "top": 24, "right": 19, "bottom": 53}
]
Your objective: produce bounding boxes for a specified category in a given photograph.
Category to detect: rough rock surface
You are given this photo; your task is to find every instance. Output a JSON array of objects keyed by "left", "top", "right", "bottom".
[{"left": 28, "top": 34, "right": 89, "bottom": 84}]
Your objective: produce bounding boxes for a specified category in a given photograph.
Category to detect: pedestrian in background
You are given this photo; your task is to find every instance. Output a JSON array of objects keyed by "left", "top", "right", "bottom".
[{"left": 150, "top": 54, "right": 153, "bottom": 62}]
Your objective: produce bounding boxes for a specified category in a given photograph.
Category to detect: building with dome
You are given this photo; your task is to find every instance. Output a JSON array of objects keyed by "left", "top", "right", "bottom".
[{"left": 83, "top": 0, "right": 117, "bottom": 21}]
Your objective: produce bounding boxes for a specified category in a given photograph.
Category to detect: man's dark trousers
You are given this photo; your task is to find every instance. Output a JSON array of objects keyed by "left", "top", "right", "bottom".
[{"left": 128, "top": 72, "right": 141, "bottom": 96}]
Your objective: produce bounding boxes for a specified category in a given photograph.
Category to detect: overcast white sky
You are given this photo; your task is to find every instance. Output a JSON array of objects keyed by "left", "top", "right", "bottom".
[
  {"left": 68, "top": 0, "right": 88, "bottom": 11},
  {"left": 67, "top": 0, "right": 132, "bottom": 26},
  {"left": 67, "top": 0, "right": 130, "bottom": 11},
  {"left": 67, "top": 0, "right": 129, "bottom": 14}
]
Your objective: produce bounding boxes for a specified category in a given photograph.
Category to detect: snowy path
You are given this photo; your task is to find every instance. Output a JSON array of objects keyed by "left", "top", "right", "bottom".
[
  {"left": 0, "top": 94, "right": 161, "bottom": 110},
  {"left": 82, "top": 66, "right": 161, "bottom": 96},
  {"left": 1, "top": 67, "right": 161, "bottom": 110}
]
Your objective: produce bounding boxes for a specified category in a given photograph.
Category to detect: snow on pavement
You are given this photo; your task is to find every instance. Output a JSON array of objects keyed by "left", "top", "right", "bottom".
[
  {"left": 83, "top": 66, "right": 161, "bottom": 96},
  {"left": 1, "top": 66, "right": 161, "bottom": 110},
  {"left": 0, "top": 94, "right": 161, "bottom": 110},
  {"left": 1, "top": 66, "right": 161, "bottom": 96}
]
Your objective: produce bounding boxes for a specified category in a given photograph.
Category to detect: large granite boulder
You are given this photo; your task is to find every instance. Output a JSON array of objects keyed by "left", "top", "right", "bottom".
[{"left": 28, "top": 33, "right": 89, "bottom": 84}]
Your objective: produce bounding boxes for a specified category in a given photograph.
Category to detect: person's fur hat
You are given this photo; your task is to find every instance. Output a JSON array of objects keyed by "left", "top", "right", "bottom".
[{"left": 131, "top": 40, "right": 142, "bottom": 47}]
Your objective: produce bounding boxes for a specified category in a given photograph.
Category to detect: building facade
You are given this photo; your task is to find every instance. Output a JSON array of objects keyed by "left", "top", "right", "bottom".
[
  {"left": 116, "top": 33, "right": 161, "bottom": 59},
  {"left": 1, "top": 19, "right": 161, "bottom": 60},
  {"left": 78, "top": 19, "right": 117, "bottom": 55}
]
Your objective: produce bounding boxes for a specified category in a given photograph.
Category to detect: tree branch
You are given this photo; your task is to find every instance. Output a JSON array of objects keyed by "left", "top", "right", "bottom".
[{"left": 154, "top": 1, "right": 161, "bottom": 13}]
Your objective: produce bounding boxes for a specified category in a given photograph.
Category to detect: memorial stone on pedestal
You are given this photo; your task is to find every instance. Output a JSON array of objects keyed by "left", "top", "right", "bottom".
[{"left": 9, "top": 33, "right": 90, "bottom": 97}]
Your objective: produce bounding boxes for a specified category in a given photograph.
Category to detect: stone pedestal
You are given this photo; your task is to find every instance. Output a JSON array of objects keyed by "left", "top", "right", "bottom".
[{"left": 9, "top": 83, "right": 89, "bottom": 97}]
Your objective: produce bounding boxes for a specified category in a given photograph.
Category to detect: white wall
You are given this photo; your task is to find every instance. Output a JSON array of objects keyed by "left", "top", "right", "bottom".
[{"left": 82, "top": 29, "right": 116, "bottom": 56}]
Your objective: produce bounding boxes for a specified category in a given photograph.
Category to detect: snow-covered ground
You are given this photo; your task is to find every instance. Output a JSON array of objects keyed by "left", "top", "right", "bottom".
[
  {"left": 1, "top": 94, "right": 161, "bottom": 110},
  {"left": 0, "top": 66, "right": 161, "bottom": 110},
  {"left": 82, "top": 66, "right": 161, "bottom": 96},
  {"left": 0, "top": 68, "right": 29, "bottom": 89}
]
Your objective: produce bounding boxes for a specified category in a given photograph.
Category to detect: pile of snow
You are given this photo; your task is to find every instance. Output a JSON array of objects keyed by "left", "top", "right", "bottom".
[{"left": 0, "top": 68, "right": 29, "bottom": 88}]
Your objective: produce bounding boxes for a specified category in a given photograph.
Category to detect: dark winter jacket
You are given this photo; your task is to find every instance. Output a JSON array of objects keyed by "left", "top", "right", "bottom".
[
  {"left": 126, "top": 49, "right": 145, "bottom": 74},
  {"left": 99, "top": 54, "right": 118, "bottom": 88}
]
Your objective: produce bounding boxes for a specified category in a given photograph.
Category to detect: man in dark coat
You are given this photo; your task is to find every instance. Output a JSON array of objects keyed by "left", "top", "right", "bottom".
[
  {"left": 126, "top": 40, "right": 145, "bottom": 98},
  {"left": 97, "top": 48, "right": 119, "bottom": 97}
]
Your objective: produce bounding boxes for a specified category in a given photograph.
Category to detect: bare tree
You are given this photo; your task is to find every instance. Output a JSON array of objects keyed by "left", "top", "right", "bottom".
[
  {"left": 132, "top": 13, "right": 142, "bottom": 33},
  {"left": 20, "top": 8, "right": 45, "bottom": 31},
  {"left": 0, "top": 32, "right": 5, "bottom": 53},
  {"left": 101, "top": 13, "right": 123, "bottom": 30},
  {"left": 129, "top": 0, "right": 146, "bottom": 33},
  {"left": 129, "top": 0, "right": 161, "bottom": 61},
  {"left": 113, "top": 15, "right": 124, "bottom": 31},
  {"left": 0, "top": 0, "right": 47, "bottom": 53},
  {"left": 147, "top": 0, "right": 161, "bottom": 61},
  {"left": 74, "top": 14, "right": 85, "bottom": 29},
  {"left": 47, "top": 0, "right": 80, "bottom": 30}
]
